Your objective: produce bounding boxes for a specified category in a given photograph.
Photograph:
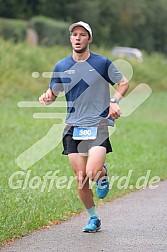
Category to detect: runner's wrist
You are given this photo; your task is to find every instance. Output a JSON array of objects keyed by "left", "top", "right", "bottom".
[{"left": 110, "top": 97, "right": 119, "bottom": 104}]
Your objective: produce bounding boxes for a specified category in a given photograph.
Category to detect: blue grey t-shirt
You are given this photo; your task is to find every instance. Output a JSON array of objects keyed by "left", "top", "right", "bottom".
[{"left": 49, "top": 52, "right": 123, "bottom": 126}]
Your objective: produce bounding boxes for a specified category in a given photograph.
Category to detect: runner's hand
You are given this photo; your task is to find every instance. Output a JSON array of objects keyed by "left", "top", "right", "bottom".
[
  {"left": 39, "top": 89, "right": 55, "bottom": 105},
  {"left": 106, "top": 103, "right": 121, "bottom": 120}
]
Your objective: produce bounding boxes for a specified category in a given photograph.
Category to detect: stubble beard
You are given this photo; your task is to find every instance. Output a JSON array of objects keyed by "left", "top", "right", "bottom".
[{"left": 73, "top": 45, "right": 88, "bottom": 54}]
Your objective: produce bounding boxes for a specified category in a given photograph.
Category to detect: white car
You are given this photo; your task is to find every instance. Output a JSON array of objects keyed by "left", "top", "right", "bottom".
[{"left": 112, "top": 47, "right": 143, "bottom": 62}]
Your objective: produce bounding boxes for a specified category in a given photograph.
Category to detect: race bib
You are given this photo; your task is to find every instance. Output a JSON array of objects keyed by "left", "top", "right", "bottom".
[{"left": 73, "top": 126, "right": 98, "bottom": 140}]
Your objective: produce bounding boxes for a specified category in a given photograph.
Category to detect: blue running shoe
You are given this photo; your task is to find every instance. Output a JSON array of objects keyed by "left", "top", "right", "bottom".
[
  {"left": 82, "top": 217, "right": 101, "bottom": 232},
  {"left": 96, "top": 164, "right": 109, "bottom": 199}
]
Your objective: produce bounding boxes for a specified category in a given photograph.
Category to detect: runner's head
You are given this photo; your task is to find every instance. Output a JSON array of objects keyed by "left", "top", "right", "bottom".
[{"left": 69, "top": 21, "right": 93, "bottom": 53}]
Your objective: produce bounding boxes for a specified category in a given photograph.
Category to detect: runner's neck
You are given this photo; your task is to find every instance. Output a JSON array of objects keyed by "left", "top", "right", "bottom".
[{"left": 72, "top": 51, "right": 90, "bottom": 62}]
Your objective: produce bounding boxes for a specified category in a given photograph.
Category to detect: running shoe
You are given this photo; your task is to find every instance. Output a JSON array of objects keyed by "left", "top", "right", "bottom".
[
  {"left": 82, "top": 217, "right": 101, "bottom": 232},
  {"left": 96, "top": 164, "right": 109, "bottom": 199}
]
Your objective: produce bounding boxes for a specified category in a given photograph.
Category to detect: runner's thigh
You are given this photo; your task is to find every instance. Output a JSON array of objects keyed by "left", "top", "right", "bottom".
[
  {"left": 86, "top": 146, "right": 106, "bottom": 175},
  {"left": 68, "top": 153, "right": 88, "bottom": 177}
]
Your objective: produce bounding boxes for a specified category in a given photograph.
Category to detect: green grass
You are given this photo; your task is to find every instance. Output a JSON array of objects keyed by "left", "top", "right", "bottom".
[{"left": 0, "top": 39, "right": 167, "bottom": 245}]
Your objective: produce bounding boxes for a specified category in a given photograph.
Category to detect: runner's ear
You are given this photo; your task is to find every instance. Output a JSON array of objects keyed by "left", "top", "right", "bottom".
[{"left": 88, "top": 37, "right": 93, "bottom": 43}]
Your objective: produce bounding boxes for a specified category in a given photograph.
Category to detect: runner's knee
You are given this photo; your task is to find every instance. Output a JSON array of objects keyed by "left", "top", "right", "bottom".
[{"left": 86, "top": 169, "right": 102, "bottom": 181}]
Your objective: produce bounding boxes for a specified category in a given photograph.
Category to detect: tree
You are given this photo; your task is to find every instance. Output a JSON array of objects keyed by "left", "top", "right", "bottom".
[{"left": 0, "top": 0, "right": 167, "bottom": 53}]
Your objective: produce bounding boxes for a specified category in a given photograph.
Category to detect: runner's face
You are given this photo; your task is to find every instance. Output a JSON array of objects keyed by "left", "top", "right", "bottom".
[{"left": 70, "top": 26, "right": 92, "bottom": 53}]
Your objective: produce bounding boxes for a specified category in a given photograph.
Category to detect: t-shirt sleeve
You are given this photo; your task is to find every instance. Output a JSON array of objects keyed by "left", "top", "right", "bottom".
[
  {"left": 104, "top": 58, "right": 123, "bottom": 85},
  {"left": 49, "top": 64, "right": 64, "bottom": 93}
]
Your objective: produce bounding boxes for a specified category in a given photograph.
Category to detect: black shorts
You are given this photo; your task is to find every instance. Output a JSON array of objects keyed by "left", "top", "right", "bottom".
[{"left": 62, "top": 125, "right": 112, "bottom": 155}]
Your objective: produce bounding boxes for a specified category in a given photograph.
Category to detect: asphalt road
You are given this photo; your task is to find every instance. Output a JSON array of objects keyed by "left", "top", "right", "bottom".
[{"left": 1, "top": 181, "right": 167, "bottom": 252}]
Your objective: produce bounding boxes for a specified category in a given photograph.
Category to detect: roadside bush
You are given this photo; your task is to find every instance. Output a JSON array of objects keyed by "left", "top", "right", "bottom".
[
  {"left": 31, "top": 16, "right": 70, "bottom": 46},
  {"left": 0, "top": 18, "right": 27, "bottom": 42}
]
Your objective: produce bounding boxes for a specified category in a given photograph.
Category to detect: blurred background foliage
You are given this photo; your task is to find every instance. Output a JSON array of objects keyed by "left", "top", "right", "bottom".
[{"left": 0, "top": 0, "right": 167, "bottom": 53}]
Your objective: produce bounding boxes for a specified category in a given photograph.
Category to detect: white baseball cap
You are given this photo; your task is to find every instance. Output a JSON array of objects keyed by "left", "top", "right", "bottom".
[{"left": 69, "top": 21, "right": 92, "bottom": 37}]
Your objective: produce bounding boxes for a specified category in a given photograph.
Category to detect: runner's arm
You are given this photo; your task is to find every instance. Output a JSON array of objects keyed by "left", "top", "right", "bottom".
[{"left": 107, "top": 76, "right": 129, "bottom": 120}]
